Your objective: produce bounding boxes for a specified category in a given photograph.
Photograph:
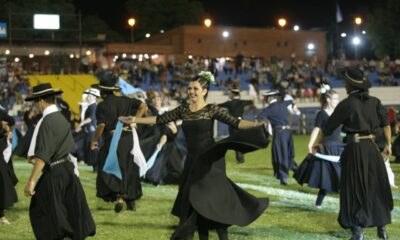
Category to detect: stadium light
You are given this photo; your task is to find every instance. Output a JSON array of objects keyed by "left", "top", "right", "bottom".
[
  {"left": 354, "top": 17, "right": 362, "bottom": 25},
  {"left": 352, "top": 36, "right": 361, "bottom": 45},
  {"left": 278, "top": 18, "right": 287, "bottom": 28},
  {"left": 204, "top": 18, "right": 212, "bottom": 28},
  {"left": 222, "top": 31, "right": 229, "bottom": 38},
  {"left": 307, "top": 43, "right": 315, "bottom": 50}
]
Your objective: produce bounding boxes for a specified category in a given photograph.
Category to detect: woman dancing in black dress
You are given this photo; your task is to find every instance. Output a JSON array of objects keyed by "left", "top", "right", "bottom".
[
  {"left": 294, "top": 86, "right": 343, "bottom": 208},
  {"left": 120, "top": 71, "right": 269, "bottom": 240}
]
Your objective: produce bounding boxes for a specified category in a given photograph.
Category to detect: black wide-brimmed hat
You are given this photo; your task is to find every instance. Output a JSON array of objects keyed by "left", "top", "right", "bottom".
[
  {"left": 91, "top": 76, "right": 120, "bottom": 91},
  {"left": 25, "top": 83, "right": 63, "bottom": 102},
  {"left": 338, "top": 67, "right": 371, "bottom": 90}
]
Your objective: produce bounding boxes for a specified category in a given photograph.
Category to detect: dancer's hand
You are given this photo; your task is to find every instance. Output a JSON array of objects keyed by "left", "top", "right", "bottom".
[
  {"left": 310, "top": 144, "right": 320, "bottom": 154},
  {"left": 119, "top": 116, "right": 134, "bottom": 124},
  {"left": 383, "top": 144, "right": 392, "bottom": 159},
  {"left": 91, "top": 141, "right": 99, "bottom": 150},
  {"left": 24, "top": 180, "right": 35, "bottom": 197}
]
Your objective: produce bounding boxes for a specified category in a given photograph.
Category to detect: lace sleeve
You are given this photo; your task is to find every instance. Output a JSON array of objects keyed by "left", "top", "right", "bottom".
[
  {"left": 210, "top": 104, "right": 240, "bottom": 129},
  {"left": 156, "top": 105, "right": 183, "bottom": 124}
]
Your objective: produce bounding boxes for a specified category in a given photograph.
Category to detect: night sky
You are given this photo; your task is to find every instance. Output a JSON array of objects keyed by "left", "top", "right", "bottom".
[
  {"left": 201, "top": 0, "right": 376, "bottom": 29},
  {"left": 76, "top": 0, "right": 378, "bottom": 34}
]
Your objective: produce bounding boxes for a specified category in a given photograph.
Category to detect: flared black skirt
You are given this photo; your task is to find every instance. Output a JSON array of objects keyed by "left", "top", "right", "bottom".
[
  {"left": 171, "top": 126, "right": 269, "bottom": 238},
  {"left": 338, "top": 140, "right": 393, "bottom": 229},
  {"left": 294, "top": 154, "right": 341, "bottom": 193},
  {"left": 96, "top": 132, "right": 142, "bottom": 202},
  {"left": 0, "top": 158, "right": 18, "bottom": 209},
  {"left": 29, "top": 161, "right": 96, "bottom": 240}
]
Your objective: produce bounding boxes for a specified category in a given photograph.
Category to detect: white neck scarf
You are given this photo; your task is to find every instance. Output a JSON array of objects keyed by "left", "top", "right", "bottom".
[
  {"left": 3, "top": 139, "right": 12, "bottom": 163},
  {"left": 27, "top": 104, "right": 79, "bottom": 176},
  {"left": 28, "top": 104, "right": 59, "bottom": 157}
]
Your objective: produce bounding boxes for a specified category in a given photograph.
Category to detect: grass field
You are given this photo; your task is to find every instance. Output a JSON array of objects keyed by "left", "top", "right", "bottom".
[{"left": 1, "top": 135, "right": 399, "bottom": 240}]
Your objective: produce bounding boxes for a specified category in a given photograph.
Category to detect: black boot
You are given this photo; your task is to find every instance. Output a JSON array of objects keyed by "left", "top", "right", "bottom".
[
  {"left": 216, "top": 228, "right": 228, "bottom": 240},
  {"left": 114, "top": 196, "right": 124, "bottom": 213},
  {"left": 126, "top": 201, "right": 136, "bottom": 211},
  {"left": 349, "top": 227, "right": 363, "bottom": 240},
  {"left": 377, "top": 226, "right": 388, "bottom": 239},
  {"left": 280, "top": 178, "right": 288, "bottom": 186}
]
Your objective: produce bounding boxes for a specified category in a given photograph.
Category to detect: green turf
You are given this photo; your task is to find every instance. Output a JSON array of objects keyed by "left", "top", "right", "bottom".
[{"left": 1, "top": 135, "right": 399, "bottom": 239}]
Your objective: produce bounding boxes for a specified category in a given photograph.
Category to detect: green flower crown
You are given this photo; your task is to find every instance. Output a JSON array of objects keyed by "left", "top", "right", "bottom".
[{"left": 198, "top": 71, "right": 216, "bottom": 85}]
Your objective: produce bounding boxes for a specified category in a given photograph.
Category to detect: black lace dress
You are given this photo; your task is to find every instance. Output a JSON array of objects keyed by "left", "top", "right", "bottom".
[{"left": 156, "top": 103, "right": 269, "bottom": 237}]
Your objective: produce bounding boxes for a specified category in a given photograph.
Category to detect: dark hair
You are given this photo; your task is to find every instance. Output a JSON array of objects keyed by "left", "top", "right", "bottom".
[
  {"left": 147, "top": 90, "right": 157, "bottom": 101},
  {"left": 345, "top": 83, "right": 369, "bottom": 102},
  {"left": 35, "top": 95, "right": 56, "bottom": 104},
  {"left": 190, "top": 75, "right": 210, "bottom": 99},
  {"left": 100, "top": 89, "right": 114, "bottom": 98},
  {"left": 320, "top": 89, "right": 337, "bottom": 109}
]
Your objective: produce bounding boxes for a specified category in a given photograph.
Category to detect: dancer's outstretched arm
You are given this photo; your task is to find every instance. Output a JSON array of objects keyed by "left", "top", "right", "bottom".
[
  {"left": 119, "top": 116, "right": 157, "bottom": 125},
  {"left": 238, "top": 119, "right": 267, "bottom": 129}
]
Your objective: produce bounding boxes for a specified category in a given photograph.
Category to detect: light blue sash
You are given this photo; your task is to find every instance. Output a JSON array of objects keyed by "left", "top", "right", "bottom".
[
  {"left": 143, "top": 148, "right": 161, "bottom": 177},
  {"left": 103, "top": 121, "right": 123, "bottom": 179},
  {"left": 12, "top": 128, "right": 19, "bottom": 151}
]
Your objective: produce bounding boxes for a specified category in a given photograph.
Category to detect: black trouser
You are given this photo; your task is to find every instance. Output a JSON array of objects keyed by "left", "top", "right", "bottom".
[
  {"left": 198, "top": 225, "right": 228, "bottom": 240},
  {"left": 0, "top": 209, "right": 4, "bottom": 218},
  {"left": 230, "top": 128, "right": 245, "bottom": 163},
  {"left": 197, "top": 213, "right": 228, "bottom": 240},
  {"left": 235, "top": 151, "right": 244, "bottom": 163},
  {"left": 316, "top": 189, "right": 326, "bottom": 206}
]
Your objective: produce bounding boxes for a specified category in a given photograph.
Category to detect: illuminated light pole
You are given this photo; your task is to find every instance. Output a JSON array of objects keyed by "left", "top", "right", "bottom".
[
  {"left": 128, "top": 18, "right": 136, "bottom": 43},
  {"left": 221, "top": 30, "right": 230, "bottom": 58},
  {"left": 352, "top": 36, "right": 361, "bottom": 60},
  {"left": 278, "top": 18, "right": 287, "bottom": 59},
  {"left": 203, "top": 18, "right": 212, "bottom": 58},
  {"left": 353, "top": 17, "right": 362, "bottom": 60}
]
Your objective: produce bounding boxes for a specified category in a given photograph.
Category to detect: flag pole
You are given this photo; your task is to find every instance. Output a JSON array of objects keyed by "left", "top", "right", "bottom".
[{"left": 336, "top": 1, "right": 343, "bottom": 59}]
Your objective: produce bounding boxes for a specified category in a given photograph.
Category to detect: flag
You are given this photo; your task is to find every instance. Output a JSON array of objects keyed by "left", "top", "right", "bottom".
[
  {"left": 118, "top": 76, "right": 144, "bottom": 95},
  {"left": 336, "top": 2, "right": 343, "bottom": 23},
  {"left": 0, "top": 22, "right": 7, "bottom": 39}
]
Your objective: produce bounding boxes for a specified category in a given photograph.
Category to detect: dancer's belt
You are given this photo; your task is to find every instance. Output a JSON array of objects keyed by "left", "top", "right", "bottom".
[
  {"left": 274, "top": 125, "right": 290, "bottom": 130},
  {"left": 49, "top": 157, "right": 69, "bottom": 168},
  {"left": 109, "top": 126, "right": 132, "bottom": 134},
  {"left": 348, "top": 133, "right": 375, "bottom": 143}
]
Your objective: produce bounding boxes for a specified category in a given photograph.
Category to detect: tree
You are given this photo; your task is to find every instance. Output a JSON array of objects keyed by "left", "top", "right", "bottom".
[
  {"left": 82, "top": 15, "right": 124, "bottom": 42},
  {"left": 367, "top": 0, "right": 400, "bottom": 58},
  {"left": 125, "top": 0, "right": 205, "bottom": 39}
]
